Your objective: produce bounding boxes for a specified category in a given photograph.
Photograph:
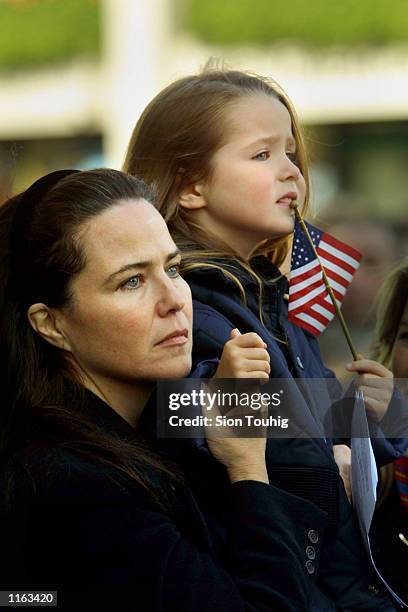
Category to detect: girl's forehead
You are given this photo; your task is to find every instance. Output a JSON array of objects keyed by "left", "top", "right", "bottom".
[{"left": 222, "top": 94, "right": 294, "bottom": 143}]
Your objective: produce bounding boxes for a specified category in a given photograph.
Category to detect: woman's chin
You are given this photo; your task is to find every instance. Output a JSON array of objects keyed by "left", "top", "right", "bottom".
[{"left": 154, "top": 357, "right": 192, "bottom": 380}]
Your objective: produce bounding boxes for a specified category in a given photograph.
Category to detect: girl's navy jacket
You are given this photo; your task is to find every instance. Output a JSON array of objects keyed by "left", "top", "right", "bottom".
[{"left": 182, "top": 255, "right": 406, "bottom": 610}]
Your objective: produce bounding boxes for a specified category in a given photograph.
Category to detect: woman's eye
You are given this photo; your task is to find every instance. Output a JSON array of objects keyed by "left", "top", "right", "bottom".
[
  {"left": 253, "top": 151, "right": 270, "bottom": 161},
  {"left": 397, "top": 331, "right": 408, "bottom": 342},
  {"left": 167, "top": 264, "right": 180, "bottom": 278},
  {"left": 122, "top": 275, "right": 142, "bottom": 290}
]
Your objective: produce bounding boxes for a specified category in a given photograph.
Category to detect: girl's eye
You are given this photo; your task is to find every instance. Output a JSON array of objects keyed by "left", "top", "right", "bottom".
[
  {"left": 253, "top": 151, "right": 270, "bottom": 161},
  {"left": 121, "top": 275, "right": 142, "bottom": 290},
  {"left": 167, "top": 263, "right": 180, "bottom": 278},
  {"left": 287, "top": 152, "right": 299, "bottom": 166}
]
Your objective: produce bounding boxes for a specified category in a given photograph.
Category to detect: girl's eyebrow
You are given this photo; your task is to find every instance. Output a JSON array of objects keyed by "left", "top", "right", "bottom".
[{"left": 245, "top": 135, "right": 296, "bottom": 149}]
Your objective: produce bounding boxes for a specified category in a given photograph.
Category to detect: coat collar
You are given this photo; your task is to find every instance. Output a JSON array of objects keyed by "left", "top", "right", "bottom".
[
  {"left": 82, "top": 387, "right": 158, "bottom": 444},
  {"left": 184, "top": 255, "right": 285, "bottom": 288}
]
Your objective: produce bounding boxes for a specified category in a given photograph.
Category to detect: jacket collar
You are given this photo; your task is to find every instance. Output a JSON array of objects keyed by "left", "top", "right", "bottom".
[
  {"left": 82, "top": 387, "right": 158, "bottom": 444},
  {"left": 184, "top": 255, "right": 286, "bottom": 288}
]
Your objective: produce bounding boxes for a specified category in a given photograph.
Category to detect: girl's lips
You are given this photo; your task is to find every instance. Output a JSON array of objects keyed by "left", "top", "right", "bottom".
[
  {"left": 276, "top": 198, "right": 292, "bottom": 207},
  {"left": 277, "top": 190, "right": 298, "bottom": 207}
]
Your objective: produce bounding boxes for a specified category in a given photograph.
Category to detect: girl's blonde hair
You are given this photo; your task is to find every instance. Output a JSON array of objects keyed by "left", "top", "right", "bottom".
[{"left": 124, "top": 63, "right": 310, "bottom": 321}]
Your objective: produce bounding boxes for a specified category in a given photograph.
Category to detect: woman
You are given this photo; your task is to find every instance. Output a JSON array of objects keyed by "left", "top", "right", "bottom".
[
  {"left": 371, "top": 258, "right": 408, "bottom": 603},
  {"left": 0, "top": 168, "right": 327, "bottom": 611}
]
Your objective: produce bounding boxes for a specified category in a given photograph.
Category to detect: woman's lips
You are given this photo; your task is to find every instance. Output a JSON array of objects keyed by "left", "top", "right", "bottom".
[
  {"left": 155, "top": 329, "right": 189, "bottom": 347},
  {"left": 157, "top": 335, "right": 189, "bottom": 347}
]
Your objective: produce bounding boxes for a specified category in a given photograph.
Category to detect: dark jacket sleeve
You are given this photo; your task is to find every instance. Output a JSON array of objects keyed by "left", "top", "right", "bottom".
[{"left": 4, "top": 450, "right": 327, "bottom": 612}]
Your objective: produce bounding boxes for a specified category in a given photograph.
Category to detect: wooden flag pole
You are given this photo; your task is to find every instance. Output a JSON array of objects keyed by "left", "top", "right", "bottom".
[{"left": 289, "top": 202, "right": 358, "bottom": 361}]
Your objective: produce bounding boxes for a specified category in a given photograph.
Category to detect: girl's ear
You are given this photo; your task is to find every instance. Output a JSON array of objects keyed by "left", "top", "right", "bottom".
[{"left": 178, "top": 183, "right": 207, "bottom": 210}]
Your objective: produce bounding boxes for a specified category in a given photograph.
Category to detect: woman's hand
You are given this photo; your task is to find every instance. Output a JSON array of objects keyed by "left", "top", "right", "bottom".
[
  {"left": 206, "top": 431, "right": 269, "bottom": 484},
  {"left": 346, "top": 353, "right": 394, "bottom": 422},
  {"left": 214, "top": 328, "right": 270, "bottom": 379},
  {"left": 333, "top": 444, "right": 352, "bottom": 503}
]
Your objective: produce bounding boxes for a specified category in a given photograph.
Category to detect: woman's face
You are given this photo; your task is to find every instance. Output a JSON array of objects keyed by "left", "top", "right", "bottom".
[
  {"left": 58, "top": 199, "right": 193, "bottom": 383},
  {"left": 392, "top": 299, "right": 408, "bottom": 379},
  {"left": 192, "top": 93, "right": 306, "bottom": 259}
]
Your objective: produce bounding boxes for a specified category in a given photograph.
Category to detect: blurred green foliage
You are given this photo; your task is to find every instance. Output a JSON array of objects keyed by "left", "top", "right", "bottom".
[
  {"left": 0, "top": 0, "right": 100, "bottom": 71},
  {"left": 182, "top": 0, "right": 408, "bottom": 47}
]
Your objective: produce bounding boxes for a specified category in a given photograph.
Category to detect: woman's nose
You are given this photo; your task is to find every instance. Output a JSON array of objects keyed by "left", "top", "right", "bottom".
[{"left": 156, "top": 276, "right": 187, "bottom": 316}]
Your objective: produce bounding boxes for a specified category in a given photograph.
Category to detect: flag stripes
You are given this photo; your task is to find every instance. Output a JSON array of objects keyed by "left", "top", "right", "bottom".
[{"left": 288, "top": 221, "right": 362, "bottom": 336}]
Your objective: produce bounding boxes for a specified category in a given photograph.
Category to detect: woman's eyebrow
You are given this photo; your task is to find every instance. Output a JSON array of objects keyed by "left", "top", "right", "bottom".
[{"left": 104, "top": 249, "right": 181, "bottom": 284}]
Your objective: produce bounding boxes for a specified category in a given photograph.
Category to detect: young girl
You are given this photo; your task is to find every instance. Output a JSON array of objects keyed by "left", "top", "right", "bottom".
[{"left": 124, "top": 66, "right": 405, "bottom": 609}]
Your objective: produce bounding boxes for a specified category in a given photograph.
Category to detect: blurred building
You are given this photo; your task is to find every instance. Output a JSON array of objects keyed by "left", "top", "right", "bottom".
[{"left": 1, "top": 0, "right": 407, "bottom": 374}]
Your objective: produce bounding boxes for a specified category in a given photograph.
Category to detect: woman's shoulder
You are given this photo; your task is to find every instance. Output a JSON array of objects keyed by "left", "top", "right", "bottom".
[{"left": 5, "top": 446, "right": 159, "bottom": 510}]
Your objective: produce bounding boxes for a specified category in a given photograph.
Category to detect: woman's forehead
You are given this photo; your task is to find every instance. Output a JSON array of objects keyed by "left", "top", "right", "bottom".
[{"left": 80, "top": 200, "right": 175, "bottom": 269}]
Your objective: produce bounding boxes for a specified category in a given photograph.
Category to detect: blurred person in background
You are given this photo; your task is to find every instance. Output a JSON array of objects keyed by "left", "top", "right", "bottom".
[
  {"left": 319, "top": 222, "right": 398, "bottom": 379},
  {"left": 370, "top": 258, "right": 408, "bottom": 603}
]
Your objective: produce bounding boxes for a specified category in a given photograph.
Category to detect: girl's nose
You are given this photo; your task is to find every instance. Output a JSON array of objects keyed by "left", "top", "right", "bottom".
[{"left": 280, "top": 155, "right": 301, "bottom": 182}]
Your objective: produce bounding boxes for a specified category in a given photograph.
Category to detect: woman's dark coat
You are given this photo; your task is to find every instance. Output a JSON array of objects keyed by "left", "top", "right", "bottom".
[
  {"left": 181, "top": 255, "right": 405, "bottom": 610},
  {"left": 0, "top": 390, "right": 329, "bottom": 612}
]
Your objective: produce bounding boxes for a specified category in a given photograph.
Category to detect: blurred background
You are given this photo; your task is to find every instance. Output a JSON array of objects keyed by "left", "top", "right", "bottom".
[{"left": 1, "top": 0, "right": 407, "bottom": 377}]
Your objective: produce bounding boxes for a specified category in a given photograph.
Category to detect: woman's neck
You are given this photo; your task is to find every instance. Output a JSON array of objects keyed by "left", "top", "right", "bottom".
[{"left": 81, "top": 373, "right": 154, "bottom": 428}]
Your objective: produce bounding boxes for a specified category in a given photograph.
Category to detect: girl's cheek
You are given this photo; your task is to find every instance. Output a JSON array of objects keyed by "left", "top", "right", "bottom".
[{"left": 297, "top": 176, "right": 307, "bottom": 203}]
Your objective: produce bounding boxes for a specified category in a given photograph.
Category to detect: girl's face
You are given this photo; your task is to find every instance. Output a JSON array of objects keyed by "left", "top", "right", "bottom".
[
  {"left": 58, "top": 199, "right": 193, "bottom": 384},
  {"left": 392, "top": 299, "right": 408, "bottom": 378},
  {"left": 188, "top": 93, "right": 306, "bottom": 259}
]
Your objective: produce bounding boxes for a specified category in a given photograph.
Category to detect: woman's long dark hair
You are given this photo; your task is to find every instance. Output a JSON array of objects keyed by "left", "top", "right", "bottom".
[{"left": 0, "top": 168, "right": 178, "bottom": 508}]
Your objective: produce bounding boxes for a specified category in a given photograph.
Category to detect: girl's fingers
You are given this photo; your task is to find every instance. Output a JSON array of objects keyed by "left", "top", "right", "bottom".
[
  {"left": 230, "top": 332, "right": 267, "bottom": 349},
  {"left": 346, "top": 359, "right": 393, "bottom": 378},
  {"left": 239, "top": 348, "right": 270, "bottom": 362},
  {"left": 242, "top": 358, "right": 271, "bottom": 374},
  {"left": 357, "top": 378, "right": 393, "bottom": 393}
]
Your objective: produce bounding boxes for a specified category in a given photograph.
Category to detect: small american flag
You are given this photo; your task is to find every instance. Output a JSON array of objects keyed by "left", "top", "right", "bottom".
[{"left": 288, "top": 220, "right": 362, "bottom": 336}]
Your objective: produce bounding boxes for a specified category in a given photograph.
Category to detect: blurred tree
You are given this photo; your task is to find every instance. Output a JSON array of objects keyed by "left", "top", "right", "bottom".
[
  {"left": 0, "top": 0, "right": 100, "bottom": 70},
  {"left": 180, "top": 0, "right": 408, "bottom": 47}
]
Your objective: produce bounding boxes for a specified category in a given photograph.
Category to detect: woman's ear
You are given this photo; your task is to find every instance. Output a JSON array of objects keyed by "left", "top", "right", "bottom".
[
  {"left": 27, "top": 304, "right": 71, "bottom": 351},
  {"left": 178, "top": 183, "right": 207, "bottom": 210}
]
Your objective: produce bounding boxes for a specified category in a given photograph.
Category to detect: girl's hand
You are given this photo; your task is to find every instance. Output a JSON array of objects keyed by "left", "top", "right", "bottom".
[
  {"left": 333, "top": 444, "right": 352, "bottom": 503},
  {"left": 214, "top": 328, "right": 270, "bottom": 379},
  {"left": 346, "top": 354, "right": 394, "bottom": 422}
]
